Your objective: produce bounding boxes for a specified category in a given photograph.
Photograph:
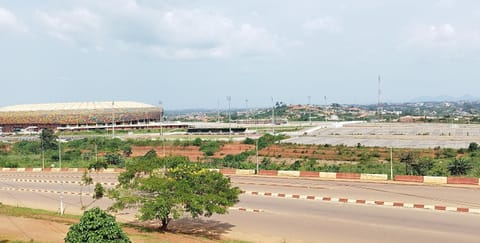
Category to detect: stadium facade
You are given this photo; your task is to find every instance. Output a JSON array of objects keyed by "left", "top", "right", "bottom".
[{"left": 0, "top": 101, "right": 163, "bottom": 133}]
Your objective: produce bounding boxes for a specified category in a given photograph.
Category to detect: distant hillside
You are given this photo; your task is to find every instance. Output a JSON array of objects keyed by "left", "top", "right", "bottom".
[{"left": 410, "top": 95, "right": 478, "bottom": 103}]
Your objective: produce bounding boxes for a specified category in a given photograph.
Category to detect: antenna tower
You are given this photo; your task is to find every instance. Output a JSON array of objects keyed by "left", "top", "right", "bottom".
[{"left": 377, "top": 75, "right": 383, "bottom": 121}]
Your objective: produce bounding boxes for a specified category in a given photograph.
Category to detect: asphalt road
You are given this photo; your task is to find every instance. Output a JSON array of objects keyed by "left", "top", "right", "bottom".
[{"left": 1, "top": 172, "right": 480, "bottom": 242}]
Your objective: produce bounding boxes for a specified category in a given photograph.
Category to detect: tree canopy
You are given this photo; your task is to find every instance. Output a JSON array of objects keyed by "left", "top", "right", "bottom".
[
  {"left": 65, "top": 207, "right": 130, "bottom": 243},
  {"left": 40, "top": 128, "right": 58, "bottom": 150},
  {"left": 108, "top": 153, "right": 240, "bottom": 230}
]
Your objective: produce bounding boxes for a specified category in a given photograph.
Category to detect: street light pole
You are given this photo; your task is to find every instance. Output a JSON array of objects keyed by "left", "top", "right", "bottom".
[
  {"left": 390, "top": 147, "right": 393, "bottom": 180},
  {"left": 227, "top": 96, "right": 232, "bottom": 139},
  {"left": 308, "top": 96, "right": 312, "bottom": 125},
  {"left": 58, "top": 135, "right": 64, "bottom": 215},
  {"left": 271, "top": 97, "right": 275, "bottom": 135},
  {"left": 41, "top": 136, "right": 45, "bottom": 171},
  {"left": 245, "top": 99, "right": 249, "bottom": 120},
  {"left": 256, "top": 138, "right": 259, "bottom": 174},
  {"left": 112, "top": 101, "right": 115, "bottom": 138},
  {"left": 159, "top": 101, "right": 166, "bottom": 172}
]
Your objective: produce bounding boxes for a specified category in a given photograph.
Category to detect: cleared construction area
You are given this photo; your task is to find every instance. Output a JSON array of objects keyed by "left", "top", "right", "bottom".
[{"left": 283, "top": 122, "right": 480, "bottom": 149}]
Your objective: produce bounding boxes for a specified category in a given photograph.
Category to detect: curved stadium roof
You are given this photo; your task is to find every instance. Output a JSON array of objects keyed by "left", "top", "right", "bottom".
[
  {"left": 0, "top": 101, "right": 162, "bottom": 132},
  {"left": 0, "top": 101, "right": 156, "bottom": 112}
]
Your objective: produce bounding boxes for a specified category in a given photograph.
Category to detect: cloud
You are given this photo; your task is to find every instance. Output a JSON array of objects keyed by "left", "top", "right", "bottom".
[
  {"left": 405, "top": 23, "right": 480, "bottom": 50},
  {"left": 35, "top": 8, "right": 103, "bottom": 50},
  {"left": 302, "top": 16, "right": 342, "bottom": 34},
  {"left": 34, "top": 2, "right": 283, "bottom": 59},
  {"left": 0, "top": 6, "right": 27, "bottom": 33}
]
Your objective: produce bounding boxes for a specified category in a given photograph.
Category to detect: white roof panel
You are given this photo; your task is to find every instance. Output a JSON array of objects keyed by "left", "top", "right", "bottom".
[{"left": 0, "top": 101, "right": 157, "bottom": 112}]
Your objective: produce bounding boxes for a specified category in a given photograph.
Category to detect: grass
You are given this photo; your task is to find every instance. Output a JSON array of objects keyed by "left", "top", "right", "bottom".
[
  {"left": 0, "top": 203, "right": 246, "bottom": 243},
  {"left": 0, "top": 203, "right": 79, "bottom": 224}
]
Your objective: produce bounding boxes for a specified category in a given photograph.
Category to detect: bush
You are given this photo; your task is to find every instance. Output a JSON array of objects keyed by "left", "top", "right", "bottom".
[
  {"left": 448, "top": 158, "right": 472, "bottom": 176},
  {"left": 65, "top": 207, "right": 130, "bottom": 243}
]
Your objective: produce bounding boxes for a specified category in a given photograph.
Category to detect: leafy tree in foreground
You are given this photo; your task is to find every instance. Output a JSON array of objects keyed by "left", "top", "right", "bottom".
[
  {"left": 108, "top": 153, "right": 240, "bottom": 230},
  {"left": 65, "top": 207, "right": 130, "bottom": 243}
]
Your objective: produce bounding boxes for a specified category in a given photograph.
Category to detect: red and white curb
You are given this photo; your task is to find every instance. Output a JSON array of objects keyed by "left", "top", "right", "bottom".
[
  {"left": 241, "top": 190, "right": 480, "bottom": 214},
  {"left": 0, "top": 187, "right": 92, "bottom": 196},
  {"left": 229, "top": 207, "right": 263, "bottom": 213},
  {"left": 9, "top": 178, "right": 118, "bottom": 186}
]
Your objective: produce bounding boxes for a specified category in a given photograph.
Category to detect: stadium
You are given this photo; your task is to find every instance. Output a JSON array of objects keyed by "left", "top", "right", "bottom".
[{"left": 0, "top": 101, "right": 163, "bottom": 133}]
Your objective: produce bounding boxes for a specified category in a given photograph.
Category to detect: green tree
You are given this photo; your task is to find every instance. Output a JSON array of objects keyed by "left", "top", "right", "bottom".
[
  {"left": 65, "top": 207, "right": 130, "bottom": 243},
  {"left": 108, "top": 154, "right": 240, "bottom": 231},
  {"left": 199, "top": 141, "right": 221, "bottom": 156},
  {"left": 400, "top": 152, "right": 418, "bottom": 175},
  {"left": 104, "top": 152, "right": 124, "bottom": 166},
  {"left": 468, "top": 142, "right": 479, "bottom": 152},
  {"left": 448, "top": 158, "right": 472, "bottom": 176},
  {"left": 409, "top": 158, "right": 434, "bottom": 176},
  {"left": 122, "top": 145, "right": 132, "bottom": 157},
  {"left": 40, "top": 128, "right": 58, "bottom": 150}
]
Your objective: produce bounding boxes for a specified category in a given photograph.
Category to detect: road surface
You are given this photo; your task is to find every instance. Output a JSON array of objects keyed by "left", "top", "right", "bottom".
[{"left": 1, "top": 172, "right": 479, "bottom": 242}]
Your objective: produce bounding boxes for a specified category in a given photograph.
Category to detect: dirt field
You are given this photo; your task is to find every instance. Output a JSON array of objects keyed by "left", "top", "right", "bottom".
[
  {"left": 0, "top": 215, "right": 222, "bottom": 243},
  {"left": 131, "top": 143, "right": 254, "bottom": 161}
]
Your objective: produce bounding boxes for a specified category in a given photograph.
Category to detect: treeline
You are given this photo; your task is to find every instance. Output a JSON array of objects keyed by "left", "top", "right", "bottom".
[{"left": 1, "top": 130, "right": 480, "bottom": 177}]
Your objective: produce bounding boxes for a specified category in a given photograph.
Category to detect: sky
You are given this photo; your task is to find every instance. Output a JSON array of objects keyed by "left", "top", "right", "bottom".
[{"left": 1, "top": 0, "right": 480, "bottom": 110}]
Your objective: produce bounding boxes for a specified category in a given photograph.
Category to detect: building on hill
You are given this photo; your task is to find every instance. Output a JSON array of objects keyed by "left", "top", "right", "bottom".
[{"left": 0, "top": 101, "right": 163, "bottom": 133}]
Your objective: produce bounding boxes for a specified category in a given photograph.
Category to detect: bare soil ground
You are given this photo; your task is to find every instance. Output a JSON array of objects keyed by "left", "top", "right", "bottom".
[
  {"left": 131, "top": 143, "right": 254, "bottom": 162},
  {"left": 0, "top": 215, "right": 227, "bottom": 243}
]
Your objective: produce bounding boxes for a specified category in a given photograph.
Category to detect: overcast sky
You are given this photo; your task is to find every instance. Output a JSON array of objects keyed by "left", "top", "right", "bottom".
[{"left": 1, "top": 0, "right": 480, "bottom": 109}]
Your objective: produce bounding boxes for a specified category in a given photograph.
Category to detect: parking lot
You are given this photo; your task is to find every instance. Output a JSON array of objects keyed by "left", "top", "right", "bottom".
[{"left": 284, "top": 122, "right": 480, "bottom": 149}]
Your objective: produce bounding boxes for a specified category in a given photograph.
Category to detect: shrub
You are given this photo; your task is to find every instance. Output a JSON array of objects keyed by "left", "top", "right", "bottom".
[{"left": 65, "top": 207, "right": 130, "bottom": 243}]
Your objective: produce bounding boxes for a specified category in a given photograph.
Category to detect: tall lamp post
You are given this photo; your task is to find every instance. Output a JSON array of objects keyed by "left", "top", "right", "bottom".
[
  {"left": 308, "top": 96, "right": 312, "bottom": 125},
  {"left": 58, "top": 134, "right": 64, "bottom": 215},
  {"left": 159, "top": 101, "right": 166, "bottom": 172},
  {"left": 271, "top": 97, "right": 275, "bottom": 135},
  {"left": 227, "top": 96, "right": 232, "bottom": 139},
  {"left": 112, "top": 101, "right": 115, "bottom": 138},
  {"left": 256, "top": 138, "right": 259, "bottom": 174}
]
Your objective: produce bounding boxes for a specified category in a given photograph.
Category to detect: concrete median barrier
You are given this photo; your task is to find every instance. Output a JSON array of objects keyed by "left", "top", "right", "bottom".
[
  {"left": 300, "top": 171, "right": 320, "bottom": 178},
  {"left": 336, "top": 172, "right": 361, "bottom": 180},
  {"left": 447, "top": 177, "right": 479, "bottom": 185},
  {"left": 319, "top": 172, "right": 337, "bottom": 179},
  {"left": 423, "top": 176, "right": 447, "bottom": 184},
  {"left": 395, "top": 175, "right": 424, "bottom": 183},
  {"left": 220, "top": 168, "right": 237, "bottom": 175},
  {"left": 236, "top": 169, "right": 255, "bottom": 175},
  {"left": 258, "top": 170, "right": 279, "bottom": 176},
  {"left": 278, "top": 170, "right": 300, "bottom": 177},
  {"left": 360, "top": 173, "right": 388, "bottom": 181}
]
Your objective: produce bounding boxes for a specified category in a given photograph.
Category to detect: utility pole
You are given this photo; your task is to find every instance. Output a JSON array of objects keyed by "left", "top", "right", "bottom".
[
  {"left": 227, "top": 96, "right": 232, "bottom": 139},
  {"left": 377, "top": 75, "right": 383, "bottom": 121},
  {"left": 112, "top": 101, "right": 115, "bottom": 138},
  {"left": 58, "top": 137, "right": 62, "bottom": 170},
  {"left": 159, "top": 101, "right": 166, "bottom": 172},
  {"left": 256, "top": 138, "right": 259, "bottom": 175},
  {"left": 271, "top": 97, "right": 275, "bottom": 135},
  {"left": 390, "top": 147, "right": 393, "bottom": 181},
  {"left": 58, "top": 135, "right": 64, "bottom": 215},
  {"left": 245, "top": 99, "right": 249, "bottom": 120},
  {"left": 217, "top": 99, "right": 220, "bottom": 123},
  {"left": 308, "top": 95, "right": 312, "bottom": 125},
  {"left": 41, "top": 135, "right": 45, "bottom": 171}
]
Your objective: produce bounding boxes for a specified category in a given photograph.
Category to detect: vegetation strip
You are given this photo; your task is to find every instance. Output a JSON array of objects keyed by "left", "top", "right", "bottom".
[{"left": 241, "top": 190, "right": 480, "bottom": 214}]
